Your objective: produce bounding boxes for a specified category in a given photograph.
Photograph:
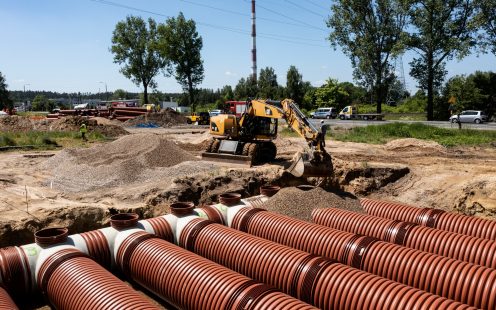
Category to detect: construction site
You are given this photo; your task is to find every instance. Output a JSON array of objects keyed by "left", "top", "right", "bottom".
[{"left": 0, "top": 104, "right": 495, "bottom": 309}]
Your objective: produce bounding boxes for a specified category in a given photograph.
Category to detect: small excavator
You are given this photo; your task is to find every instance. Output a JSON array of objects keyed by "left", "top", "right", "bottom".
[{"left": 201, "top": 99, "right": 333, "bottom": 178}]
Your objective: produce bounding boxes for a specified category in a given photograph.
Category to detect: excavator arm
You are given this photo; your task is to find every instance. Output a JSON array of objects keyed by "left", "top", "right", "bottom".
[
  {"left": 278, "top": 99, "right": 333, "bottom": 177},
  {"left": 243, "top": 99, "right": 333, "bottom": 177}
]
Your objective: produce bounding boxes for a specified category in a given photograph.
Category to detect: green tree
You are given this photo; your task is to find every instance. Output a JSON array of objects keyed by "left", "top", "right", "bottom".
[
  {"left": 302, "top": 82, "right": 316, "bottom": 110},
  {"left": 112, "top": 89, "right": 129, "bottom": 100},
  {"left": 476, "top": 0, "right": 496, "bottom": 54},
  {"left": 32, "top": 95, "right": 53, "bottom": 111},
  {"left": 234, "top": 76, "right": 259, "bottom": 100},
  {"left": 314, "top": 79, "right": 350, "bottom": 108},
  {"left": 327, "top": 0, "right": 408, "bottom": 113},
  {"left": 234, "top": 78, "right": 247, "bottom": 100},
  {"left": 158, "top": 12, "right": 204, "bottom": 111},
  {"left": 111, "top": 16, "right": 166, "bottom": 106},
  {"left": 257, "top": 67, "right": 279, "bottom": 99},
  {"left": 0, "top": 71, "right": 13, "bottom": 111},
  {"left": 406, "top": 0, "right": 478, "bottom": 120},
  {"left": 286, "top": 66, "right": 305, "bottom": 104},
  {"left": 220, "top": 85, "right": 234, "bottom": 101}
]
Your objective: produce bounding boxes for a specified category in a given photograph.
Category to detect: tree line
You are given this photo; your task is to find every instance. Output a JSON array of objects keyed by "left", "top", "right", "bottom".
[{"left": 327, "top": 0, "right": 496, "bottom": 120}]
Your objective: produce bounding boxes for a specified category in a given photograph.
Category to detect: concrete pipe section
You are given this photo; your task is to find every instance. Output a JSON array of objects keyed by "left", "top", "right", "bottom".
[
  {"left": 361, "top": 198, "right": 496, "bottom": 241},
  {"left": 312, "top": 207, "right": 496, "bottom": 269},
  {"left": 34, "top": 227, "right": 158, "bottom": 309},
  {"left": 229, "top": 206, "right": 496, "bottom": 309},
  {"left": 178, "top": 217, "right": 473, "bottom": 310}
]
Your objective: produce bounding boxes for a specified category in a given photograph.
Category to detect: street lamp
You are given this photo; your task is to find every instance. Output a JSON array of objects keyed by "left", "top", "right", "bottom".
[
  {"left": 98, "top": 81, "right": 108, "bottom": 102},
  {"left": 23, "top": 84, "right": 30, "bottom": 111}
]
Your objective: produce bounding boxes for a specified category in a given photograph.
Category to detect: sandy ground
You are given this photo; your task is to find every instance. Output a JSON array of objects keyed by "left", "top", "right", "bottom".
[{"left": 1, "top": 127, "right": 495, "bottom": 249}]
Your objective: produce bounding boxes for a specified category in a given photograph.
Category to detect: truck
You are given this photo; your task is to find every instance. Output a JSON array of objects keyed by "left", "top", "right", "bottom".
[
  {"left": 338, "top": 106, "right": 384, "bottom": 121},
  {"left": 186, "top": 112, "right": 210, "bottom": 125},
  {"left": 225, "top": 101, "right": 248, "bottom": 117}
]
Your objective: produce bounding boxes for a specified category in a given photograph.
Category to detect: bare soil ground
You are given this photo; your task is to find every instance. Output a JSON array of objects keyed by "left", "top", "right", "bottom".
[{"left": 0, "top": 126, "right": 495, "bottom": 249}]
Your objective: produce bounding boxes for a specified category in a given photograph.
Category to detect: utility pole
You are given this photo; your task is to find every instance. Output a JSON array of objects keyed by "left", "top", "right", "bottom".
[
  {"left": 23, "top": 84, "right": 30, "bottom": 111},
  {"left": 99, "top": 81, "right": 108, "bottom": 102},
  {"left": 251, "top": 0, "right": 257, "bottom": 82}
]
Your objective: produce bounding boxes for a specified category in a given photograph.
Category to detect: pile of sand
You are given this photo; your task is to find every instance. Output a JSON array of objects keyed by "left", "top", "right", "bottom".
[
  {"left": 48, "top": 116, "right": 128, "bottom": 137},
  {"left": 384, "top": 138, "right": 446, "bottom": 153},
  {"left": 43, "top": 134, "right": 209, "bottom": 192},
  {"left": 263, "top": 186, "right": 363, "bottom": 222},
  {"left": 124, "top": 110, "right": 188, "bottom": 127}
]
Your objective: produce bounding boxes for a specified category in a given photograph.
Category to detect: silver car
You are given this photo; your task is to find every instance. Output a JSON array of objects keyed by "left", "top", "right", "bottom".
[{"left": 449, "top": 110, "right": 488, "bottom": 124}]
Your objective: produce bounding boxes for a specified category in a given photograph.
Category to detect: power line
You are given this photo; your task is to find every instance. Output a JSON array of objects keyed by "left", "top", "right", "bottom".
[
  {"left": 88, "top": 0, "right": 326, "bottom": 46},
  {"left": 302, "top": 0, "right": 329, "bottom": 11},
  {"left": 285, "top": 0, "right": 326, "bottom": 18},
  {"left": 244, "top": 0, "right": 327, "bottom": 32},
  {"left": 180, "top": 0, "right": 325, "bottom": 31}
]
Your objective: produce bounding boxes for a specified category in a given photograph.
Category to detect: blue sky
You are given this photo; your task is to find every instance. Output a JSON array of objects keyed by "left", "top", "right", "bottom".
[{"left": 1, "top": 0, "right": 495, "bottom": 95}]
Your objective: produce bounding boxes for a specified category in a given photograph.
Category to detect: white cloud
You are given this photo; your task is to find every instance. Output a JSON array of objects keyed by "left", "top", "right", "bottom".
[
  {"left": 13, "top": 79, "right": 25, "bottom": 83},
  {"left": 225, "top": 71, "right": 237, "bottom": 77},
  {"left": 321, "top": 65, "right": 328, "bottom": 69},
  {"left": 313, "top": 80, "right": 325, "bottom": 87}
]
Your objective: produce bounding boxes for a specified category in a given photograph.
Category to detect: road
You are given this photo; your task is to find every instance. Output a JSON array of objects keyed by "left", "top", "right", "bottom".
[{"left": 312, "top": 119, "right": 496, "bottom": 131}]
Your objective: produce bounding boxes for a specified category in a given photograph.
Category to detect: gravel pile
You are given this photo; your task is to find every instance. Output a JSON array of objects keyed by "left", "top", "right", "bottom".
[
  {"left": 43, "top": 134, "right": 211, "bottom": 192},
  {"left": 124, "top": 110, "right": 188, "bottom": 127},
  {"left": 0, "top": 116, "right": 36, "bottom": 132},
  {"left": 263, "top": 186, "right": 363, "bottom": 222}
]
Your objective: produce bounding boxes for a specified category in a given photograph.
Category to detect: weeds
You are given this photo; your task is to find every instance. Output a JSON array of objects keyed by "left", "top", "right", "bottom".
[
  {"left": 0, "top": 131, "right": 105, "bottom": 149},
  {"left": 333, "top": 123, "right": 496, "bottom": 147}
]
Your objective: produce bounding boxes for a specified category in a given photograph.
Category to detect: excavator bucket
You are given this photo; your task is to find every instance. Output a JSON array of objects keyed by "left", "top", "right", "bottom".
[{"left": 286, "top": 151, "right": 333, "bottom": 178}]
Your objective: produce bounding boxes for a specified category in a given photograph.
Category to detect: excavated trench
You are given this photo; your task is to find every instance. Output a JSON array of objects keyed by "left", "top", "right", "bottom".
[{"left": 0, "top": 160, "right": 409, "bottom": 248}]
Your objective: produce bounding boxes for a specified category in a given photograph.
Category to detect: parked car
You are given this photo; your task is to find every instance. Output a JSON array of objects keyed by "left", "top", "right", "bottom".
[
  {"left": 311, "top": 107, "right": 337, "bottom": 119},
  {"left": 449, "top": 110, "right": 488, "bottom": 124},
  {"left": 209, "top": 109, "right": 223, "bottom": 117}
]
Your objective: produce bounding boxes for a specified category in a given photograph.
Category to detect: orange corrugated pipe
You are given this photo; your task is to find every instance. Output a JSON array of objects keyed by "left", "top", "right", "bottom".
[
  {"left": 312, "top": 207, "right": 496, "bottom": 269},
  {"left": 230, "top": 207, "right": 496, "bottom": 309},
  {"left": 360, "top": 198, "right": 496, "bottom": 240}
]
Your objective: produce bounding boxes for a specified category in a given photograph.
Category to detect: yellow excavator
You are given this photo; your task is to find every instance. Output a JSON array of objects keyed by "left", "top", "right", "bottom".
[{"left": 201, "top": 99, "right": 333, "bottom": 178}]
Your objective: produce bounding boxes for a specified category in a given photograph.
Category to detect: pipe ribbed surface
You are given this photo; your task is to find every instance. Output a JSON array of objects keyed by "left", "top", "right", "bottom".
[
  {"left": 116, "top": 230, "right": 316, "bottom": 310},
  {"left": 312, "top": 207, "right": 496, "bottom": 269},
  {"left": 79, "top": 230, "right": 112, "bottom": 269},
  {"left": 361, "top": 198, "right": 496, "bottom": 240},
  {"left": 0, "top": 247, "right": 31, "bottom": 298},
  {"left": 0, "top": 286, "right": 18, "bottom": 310},
  {"left": 37, "top": 248, "right": 157, "bottom": 310},
  {"left": 232, "top": 208, "right": 496, "bottom": 309},
  {"left": 143, "top": 217, "right": 174, "bottom": 242},
  {"left": 180, "top": 218, "right": 473, "bottom": 310},
  {"left": 197, "top": 205, "right": 225, "bottom": 225}
]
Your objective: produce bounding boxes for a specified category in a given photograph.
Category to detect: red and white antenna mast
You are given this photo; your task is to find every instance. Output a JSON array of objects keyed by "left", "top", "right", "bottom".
[{"left": 251, "top": 0, "right": 257, "bottom": 82}]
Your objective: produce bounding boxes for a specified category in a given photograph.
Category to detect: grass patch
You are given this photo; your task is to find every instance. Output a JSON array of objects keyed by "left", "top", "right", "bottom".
[
  {"left": 332, "top": 122, "right": 496, "bottom": 147},
  {"left": 279, "top": 127, "right": 300, "bottom": 138},
  {"left": 0, "top": 131, "right": 106, "bottom": 149}
]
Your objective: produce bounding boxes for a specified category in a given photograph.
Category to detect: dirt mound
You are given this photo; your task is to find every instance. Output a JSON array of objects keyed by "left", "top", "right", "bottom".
[
  {"left": 0, "top": 116, "right": 36, "bottom": 132},
  {"left": 124, "top": 110, "right": 188, "bottom": 127},
  {"left": 385, "top": 138, "right": 446, "bottom": 153},
  {"left": 49, "top": 116, "right": 128, "bottom": 137},
  {"left": 44, "top": 134, "right": 201, "bottom": 192},
  {"left": 263, "top": 186, "right": 363, "bottom": 222}
]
